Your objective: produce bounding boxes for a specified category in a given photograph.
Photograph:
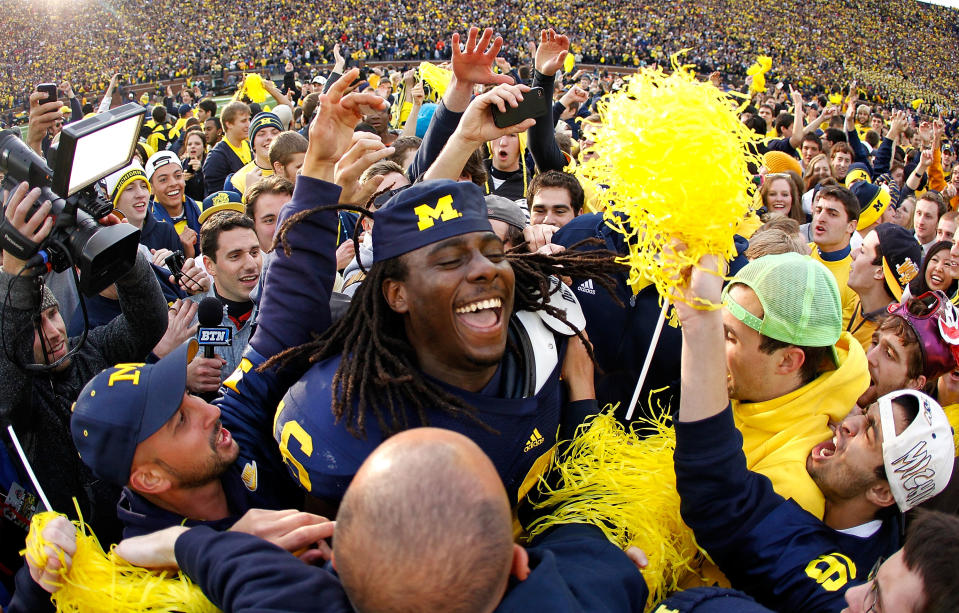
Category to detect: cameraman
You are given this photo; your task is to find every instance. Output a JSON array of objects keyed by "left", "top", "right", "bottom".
[{"left": 0, "top": 182, "right": 168, "bottom": 594}]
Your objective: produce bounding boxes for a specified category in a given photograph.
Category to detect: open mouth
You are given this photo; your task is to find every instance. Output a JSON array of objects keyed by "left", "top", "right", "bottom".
[
  {"left": 165, "top": 189, "right": 181, "bottom": 199},
  {"left": 813, "top": 224, "right": 826, "bottom": 235},
  {"left": 239, "top": 273, "right": 259, "bottom": 287},
  {"left": 454, "top": 297, "right": 504, "bottom": 331},
  {"left": 213, "top": 424, "right": 232, "bottom": 450},
  {"left": 811, "top": 435, "right": 838, "bottom": 460}
]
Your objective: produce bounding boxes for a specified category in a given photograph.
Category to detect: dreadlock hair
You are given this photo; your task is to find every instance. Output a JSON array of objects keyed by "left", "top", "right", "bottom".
[{"left": 263, "top": 204, "right": 625, "bottom": 439}]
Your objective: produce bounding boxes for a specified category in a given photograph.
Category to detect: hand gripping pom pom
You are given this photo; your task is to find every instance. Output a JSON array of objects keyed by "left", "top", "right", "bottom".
[
  {"left": 576, "top": 56, "right": 763, "bottom": 309},
  {"left": 23, "top": 510, "right": 219, "bottom": 613}
]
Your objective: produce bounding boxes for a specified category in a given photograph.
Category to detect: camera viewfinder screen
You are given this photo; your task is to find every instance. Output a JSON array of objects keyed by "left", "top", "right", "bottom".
[{"left": 66, "top": 113, "right": 142, "bottom": 196}]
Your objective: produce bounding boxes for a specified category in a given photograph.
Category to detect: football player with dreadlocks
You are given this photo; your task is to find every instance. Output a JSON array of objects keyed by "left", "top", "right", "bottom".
[{"left": 262, "top": 77, "right": 625, "bottom": 510}]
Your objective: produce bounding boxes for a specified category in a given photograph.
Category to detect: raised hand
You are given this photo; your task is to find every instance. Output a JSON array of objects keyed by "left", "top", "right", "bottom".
[
  {"left": 333, "top": 131, "right": 394, "bottom": 204},
  {"left": 534, "top": 28, "right": 570, "bottom": 77},
  {"left": 451, "top": 27, "right": 514, "bottom": 86},
  {"left": 303, "top": 68, "right": 389, "bottom": 182}
]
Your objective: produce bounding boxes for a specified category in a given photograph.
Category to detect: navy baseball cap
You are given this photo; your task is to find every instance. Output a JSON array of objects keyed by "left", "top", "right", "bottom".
[
  {"left": 200, "top": 190, "right": 245, "bottom": 224},
  {"left": 372, "top": 179, "right": 493, "bottom": 263},
  {"left": 71, "top": 340, "right": 198, "bottom": 487}
]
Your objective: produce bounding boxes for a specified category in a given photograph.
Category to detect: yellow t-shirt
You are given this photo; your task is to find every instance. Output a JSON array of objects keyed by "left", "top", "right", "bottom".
[
  {"left": 230, "top": 160, "right": 274, "bottom": 200},
  {"left": 846, "top": 301, "right": 885, "bottom": 354},
  {"left": 943, "top": 404, "right": 959, "bottom": 457},
  {"left": 809, "top": 246, "right": 858, "bottom": 333}
]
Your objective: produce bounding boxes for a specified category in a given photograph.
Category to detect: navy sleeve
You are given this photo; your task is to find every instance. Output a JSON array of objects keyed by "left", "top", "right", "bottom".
[
  {"left": 407, "top": 100, "right": 464, "bottom": 181},
  {"left": 674, "top": 406, "right": 783, "bottom": 557},
  {"left": 322, "top": 72, "right": 342, "bottom": 95},
  {"left": 496, "top": 524, "right": 646, "bottom": 613},
  {"left": 202, "top": 146, "right": 229, "bottom": 198},
  {"left": 251, "top": 176, "right": 339, "bottom": 359},
  {"left": 872, "top": 137, "right": 894, "bottom": 177},
  {"left": 215, "top": 346, "right": 303, "bottom": 510},
  {"left": 5, "top": 565, "right": 55, "bottom": 613},
  {"left": 846, "top": 129, "right": 873, "bottom": 175},
  {"left": 67, "top": 97, "right": 82, "bottom": 125},
  {"left": 175, "top": 527, "right": 352, "bottom": 613},
  {"left": 551, "top": 101, "right": 565, "bottom": 127},
  {"left": 527, "top": 71, "right": 567, "bottom": 173},
  {"left": 765, "top": 138, "right": 799, "bottom": 158}
]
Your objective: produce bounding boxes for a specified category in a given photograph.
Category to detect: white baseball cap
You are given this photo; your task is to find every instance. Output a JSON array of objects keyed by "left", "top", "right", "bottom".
[
  {"left": 879, "top": 389, "right": 955, "bottom": 512},
  {"left": 144, "top": 150, "right": 182, "bottom": 183}
]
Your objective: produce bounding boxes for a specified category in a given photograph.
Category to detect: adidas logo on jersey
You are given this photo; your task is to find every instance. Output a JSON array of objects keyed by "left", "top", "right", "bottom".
[
  {"left": 524, "top": 428, "right": 545, "bottom": 452},
  {"left": 577, "top": 279, "right": 596, "bottom": 295}
]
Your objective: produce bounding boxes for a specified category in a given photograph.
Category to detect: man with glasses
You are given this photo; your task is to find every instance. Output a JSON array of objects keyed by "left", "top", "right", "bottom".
[
  {"left": 843, "top": 511, "right": 959, "bottom": 613},
  {"left": 671, "top": 252, "right": 954, "bottom": 612}
]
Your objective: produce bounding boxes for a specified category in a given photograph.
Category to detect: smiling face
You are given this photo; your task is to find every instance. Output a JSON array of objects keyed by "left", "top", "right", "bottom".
[
  {"left": 115, "top": 178, "right": 151, "bottom": 228},
  {"left": 32, "top": 306, "right": 69, "bottom": 371},
  {"left": 813, "top": 158, "right": 833, "bottom": 181},
  {"left": 204, "top": 227, "right": 262, "bottom": 301},
  {"left": 831, "top": 152, "right": 853, "bottom": 179},
  {"left": 383, "top": 231, "right": 515, "bottom": 391},
  {"left": 925, "top": 250, "right": 955, "bottom": 293},
  {"left": 133, "top": 392, "right": 239, "bottom": 490},
  {"left": 150, "top": 163, "right": 185, "bottom": 212},
  {"left": 764, "top": 178, "right": 794, "bottom": 217},
  {"left": 812, "top": 195, "right": 856, "bottom": 251},
  {"left": 252, "top": 126, "right": 280, "bottom": 164}
]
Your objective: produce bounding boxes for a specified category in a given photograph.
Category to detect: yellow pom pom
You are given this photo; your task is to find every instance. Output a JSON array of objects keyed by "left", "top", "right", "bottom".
[
  {"left": 243, "top": 73, "right": 269, "bottom": 104},
  {"left": 563, "top": 52, "right": 575, "bottom": 74},
  {"left": 911, "top": 98, "right": 925, "bottom": 110},
  {"left": 577, "top": 57, "right": 762, "bottom": 306},
  {"left": 23, "top": 510, "right": 219, "bottom": 613},
  {"left": 745, "top": 55, "right": 772, "bottom": 95},
  {"left": 418, "top": 61, "right": 452, "bottom": 98},
  {"left": 528, "top": 403, "right": 713, "bottom": 609}
]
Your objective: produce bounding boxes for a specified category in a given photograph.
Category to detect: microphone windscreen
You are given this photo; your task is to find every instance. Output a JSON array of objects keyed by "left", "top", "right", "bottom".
[{"left": 197, "top": 296, "right": 223, "bottom": 328}]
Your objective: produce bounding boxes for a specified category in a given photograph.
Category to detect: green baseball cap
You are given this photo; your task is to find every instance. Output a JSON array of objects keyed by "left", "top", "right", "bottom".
[{"left": 722, "top": 252, "right": 842, "bottom": 364}]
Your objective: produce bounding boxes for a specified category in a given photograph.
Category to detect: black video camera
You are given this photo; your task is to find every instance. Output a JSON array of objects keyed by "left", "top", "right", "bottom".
[{"left": 0, "top": 103, "right": 145, "bottom": 295}]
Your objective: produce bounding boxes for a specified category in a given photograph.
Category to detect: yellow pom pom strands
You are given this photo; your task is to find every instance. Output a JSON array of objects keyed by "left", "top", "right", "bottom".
[
  {"left": 237, "top": 73, "right": 269, "bottom": 104},
  {"left": 23, "top": 511, "right": 219, "bottom": 613},
  {"left": 577, "top": 59, "right": 763, "bottom": 307},
  {"left": 528, "top": 406, "right": 710, "bottom": 610},
  {"left": 746, "top": 55, "right": 772, "bottom": 95}
]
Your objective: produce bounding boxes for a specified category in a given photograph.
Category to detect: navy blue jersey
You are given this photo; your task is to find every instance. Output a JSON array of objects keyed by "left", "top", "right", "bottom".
[
  {"left": 674, "top": 406, "right": 900, "bottom": 613},
  {"left": 275, "top": 340, "right": 566, "bottom": 505}
]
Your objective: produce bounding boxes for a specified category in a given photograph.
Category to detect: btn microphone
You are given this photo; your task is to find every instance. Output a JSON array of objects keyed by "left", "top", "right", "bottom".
[{"left": 196, "top": 296, "right": 232, "bottom": 359}]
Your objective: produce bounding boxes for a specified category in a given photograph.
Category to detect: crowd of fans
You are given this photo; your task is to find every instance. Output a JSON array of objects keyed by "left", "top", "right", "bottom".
[
  {"left": 3, "top": 0, "right": 959, "bottom": 116},
  {"left": 1, "top": 16, "right": 959, "bottom": 613}
]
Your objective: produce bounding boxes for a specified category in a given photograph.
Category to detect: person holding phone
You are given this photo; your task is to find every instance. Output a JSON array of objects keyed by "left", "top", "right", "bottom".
[{"left": 180, "top": 129, "right": 207, "bottom": 201}]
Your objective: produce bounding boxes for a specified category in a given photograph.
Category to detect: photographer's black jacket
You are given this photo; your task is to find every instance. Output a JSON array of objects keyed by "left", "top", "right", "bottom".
[{"left": 0, "top": 252, "right": 167, "bottom": 597}]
